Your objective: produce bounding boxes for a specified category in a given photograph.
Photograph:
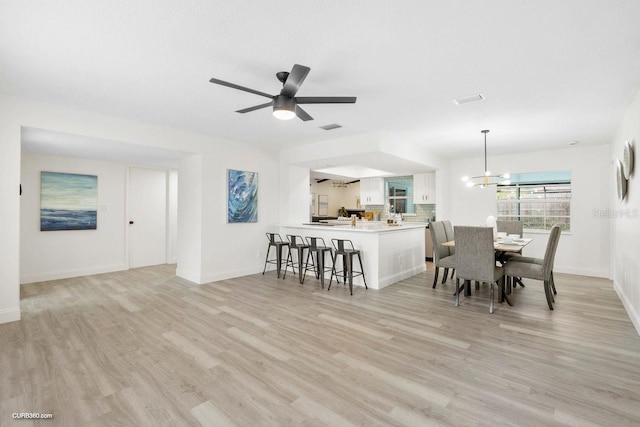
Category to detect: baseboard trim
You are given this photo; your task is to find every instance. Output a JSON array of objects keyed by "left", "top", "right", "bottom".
[
  {"left": 0, "top": 307, "right": 21, "bottom": 324},
  {"left": 200, "top": 266, "right": 263, "bottom": 284},
  {"left": 378, "top": 264, "right": 427, "bottom": 289},
  {"left": 613, "top": 279, "right": 640, "bottom": 336},
  {"left": 20, "top": 264, "right": 128, "bottom": 284},
  {"left": 554, "top": 264, "right": 608, "bottom": 279}
]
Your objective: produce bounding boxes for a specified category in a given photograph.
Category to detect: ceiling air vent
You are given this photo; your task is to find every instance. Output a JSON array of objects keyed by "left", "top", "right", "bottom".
[
  {"left": 319, "top": 124, "right": 342, "bottom": 131},
  {"left": 453, "top": 94, "right": 485, "bottom": 105}
]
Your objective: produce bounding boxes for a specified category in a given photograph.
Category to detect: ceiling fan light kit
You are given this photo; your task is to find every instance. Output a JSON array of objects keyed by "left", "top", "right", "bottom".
[
  {"left": 209, "top": 64, "right": 356, "bottom": 121},
  {"left": 272, "top": 96, "right": 296, "bottom": 120},
  {"left": 462, "top": 130, "right": 511, "bottom": 188}
]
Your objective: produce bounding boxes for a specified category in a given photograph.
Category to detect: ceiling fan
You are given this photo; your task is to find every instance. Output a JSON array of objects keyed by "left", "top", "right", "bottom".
[{"left": 209, "top": 64, "right": 356, "bottom": 121}]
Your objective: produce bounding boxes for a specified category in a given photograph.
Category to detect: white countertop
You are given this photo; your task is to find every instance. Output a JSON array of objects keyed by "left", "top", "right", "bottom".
[{"left": 281, "top": 222, "right": 428, "bottom": 233}]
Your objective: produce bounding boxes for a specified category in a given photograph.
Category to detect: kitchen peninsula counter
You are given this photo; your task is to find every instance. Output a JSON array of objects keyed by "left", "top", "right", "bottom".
[{"left": 279, "top": 222, "right": 427, "bottom": 289}]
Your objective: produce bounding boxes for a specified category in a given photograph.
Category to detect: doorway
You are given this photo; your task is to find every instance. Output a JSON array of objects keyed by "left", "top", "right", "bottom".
[{"left": 128, "top": 167, "right": 168, "bottom": 268}]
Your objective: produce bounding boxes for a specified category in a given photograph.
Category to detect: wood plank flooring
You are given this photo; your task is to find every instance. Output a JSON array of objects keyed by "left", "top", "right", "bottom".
[{"left": 1, "top": 264, "right": 639, "bottom": 426}]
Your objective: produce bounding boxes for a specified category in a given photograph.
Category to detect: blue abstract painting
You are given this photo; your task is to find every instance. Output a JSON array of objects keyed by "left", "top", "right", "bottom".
[
  {"left": 41, "top": 172, "right": 98, "bottom": 231},
  {"left": 227, "top": 169, "right": 258, "bottom": 223}
]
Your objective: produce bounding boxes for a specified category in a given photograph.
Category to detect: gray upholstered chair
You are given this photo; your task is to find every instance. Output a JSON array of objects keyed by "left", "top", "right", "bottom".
[
  {"left": 454, "top": 226, "right": 509, "bottom": 313},
  {"left": 496, "top": 220, "right": 524, "bottom": 237},
  {"left": 503, "top": 225, "right": 562, "bottom": 310},
  {"left": 496, "top": 220, "right": 526, "bottom": 288},
  {"left": 429, "top": 221, "right": 456, "bottom": 288},
  {"left": 441, "top": 220, "right": 456, "bottom": 282}
]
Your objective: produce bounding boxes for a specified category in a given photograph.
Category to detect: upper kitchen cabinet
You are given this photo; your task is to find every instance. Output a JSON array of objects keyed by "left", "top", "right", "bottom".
[
  {"left": 360, "top": 177, "right": 385, "bottom": 205},
  {"left": 413, "top": 173, "right": 436, "bottom": 204}
]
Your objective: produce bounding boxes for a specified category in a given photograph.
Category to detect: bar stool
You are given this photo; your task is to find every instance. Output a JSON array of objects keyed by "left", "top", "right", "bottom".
[
  {"left": 329, "top": 238, "right": 367, "bottom": 295},
  {"left": 303, "top": 237, "right": 333, "bottom": 289},
  {"left": 283, "top": 234, "right": 310, "bottom": 284},
  {"left": 262, "top": 233, "right": 289, "bottom": 278}
]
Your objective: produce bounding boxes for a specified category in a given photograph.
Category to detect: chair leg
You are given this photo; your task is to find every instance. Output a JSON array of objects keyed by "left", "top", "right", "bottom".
[
  {"left": 543, "top": 280, "right": 555, "bottom": 310},
  {"left": 442, "top": 268, "right": 449, "bottom": 284},
  {"left": 346, "top": 254, "right": 353, "bottom": 295},
  {"left": 551, "top": 272, "right": 557, "bottom": 295},
  {"left": 283, "top": 248, "right": 293, "bottom": 279},
  {"left": 450, "top": 269, "right": 455, "bottom": 280},
  {"left": 357, "top": 253, "right": 367, "bottom": 289},
  {"left": 328, "top": 252, "right": 337, "bottom": 290},
  {"left": 501, "top": 277, "right": 512, "bottom": 306},
  {"left": 432, "top": 267, "right": 439, "bottom": 289},
  {"left": 455, "top": 278, "right": 460, "bottom": 306},
  {"left": 475, "top": 281, "right": 480, "bottom": 291},
  {"left": 302, "top": 251, "right": 312, "bottom": 284},
  {"left": 262, "top": 245, "right": 271, "bottom": 275},
  {"left": 318, "top": 251, "right": 325, "bottom": 289},
  {"left": 489, "top": 282, "right": 495, "bottom": 314}
]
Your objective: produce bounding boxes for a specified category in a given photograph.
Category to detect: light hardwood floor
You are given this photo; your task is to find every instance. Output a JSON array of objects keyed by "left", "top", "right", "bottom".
[{"left": 2, "top": 264, "right": 639, "bottom": 426}]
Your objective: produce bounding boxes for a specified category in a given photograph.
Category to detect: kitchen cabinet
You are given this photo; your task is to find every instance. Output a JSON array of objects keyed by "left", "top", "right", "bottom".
[
  {"left": 413, "top": 173, "right": 436, "bottom": 204},
  {"left": 360, "top": 177, "right": 384, "bottom": 205}
]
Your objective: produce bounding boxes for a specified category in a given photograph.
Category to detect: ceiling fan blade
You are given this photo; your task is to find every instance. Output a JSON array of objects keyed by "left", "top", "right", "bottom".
[
  {"left": 295, "top": 105, "right": 313, "bottom": 121},
  {"left": 209, "top": 78, "right": 274, "bottom": 99},
  {"left": 235, "top": 101, "right": 273, "bottom": 114},
  {"left": 295, "top": 96, "right": 357, "bottom": 104},
  {"left": 280, "top": 64, "right": 311, "bottom": 98}
]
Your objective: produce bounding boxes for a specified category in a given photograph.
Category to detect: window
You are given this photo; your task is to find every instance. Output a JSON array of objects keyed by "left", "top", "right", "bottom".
[
  {"left": 385, "top": 176, "right": 415, "bottom": 214},
  {"left": 497, "top": 171, "right": 571, "bottom": 231}
]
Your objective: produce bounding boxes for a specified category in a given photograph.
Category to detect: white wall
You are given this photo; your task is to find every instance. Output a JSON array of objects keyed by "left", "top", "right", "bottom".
[
  {"left": 20, "top": 152, "right": 128, "bottom": 283},
  {"left": 610, "top": 89, "right": 640, "bottom": 334},
  {"left": 449, "top": 144, "right": 611, "bottom": 278}
]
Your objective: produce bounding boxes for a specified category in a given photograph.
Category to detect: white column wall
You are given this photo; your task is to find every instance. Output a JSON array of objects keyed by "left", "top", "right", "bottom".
[
  {"left": 176, "top": 154, "right": 203, "bottom": 283},
  {"left": 0, "top": 97, "right": 21, "bottom": 324},
  {"left": 279, "top": 165, "right": 311, "bottom": 225},
  {"left": 199, "top": 148, "right": 280, "bottom": 283}
]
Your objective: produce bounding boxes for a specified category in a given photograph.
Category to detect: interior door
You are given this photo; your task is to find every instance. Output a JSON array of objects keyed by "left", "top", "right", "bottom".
[{"left": 129, "top": 167, "right": 167, "bottom": 268}]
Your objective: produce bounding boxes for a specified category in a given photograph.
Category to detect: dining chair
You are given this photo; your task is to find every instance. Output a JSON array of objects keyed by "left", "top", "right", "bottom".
[
  {"left": 496, "top": 220, "right": 524, "bottom": 237},
  {"left": 429, "top": 221, "right": 456, "bottom": 288},
  {"left": 503, "top": 225, "right": 562, "bottom": 309},
  {"left": 496, "top": 220, "right": 526, "bottom": 288},
  {"left": 442, "top": 220, "right": 456, "bottom": 281},
  {"left": 454, "top": 226, "right": 509, "bottom": 313}
]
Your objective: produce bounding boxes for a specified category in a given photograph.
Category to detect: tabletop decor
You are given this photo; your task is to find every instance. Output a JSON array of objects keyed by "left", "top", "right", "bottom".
[
  {"left": 40, "top": 171, "right": 98, "bottom": 231},
  {"left": 227, "top": 169, "right": 258, "bottom": 223},
  {"left": 462, "top": 130, "right": 511, "bottom": 188}
]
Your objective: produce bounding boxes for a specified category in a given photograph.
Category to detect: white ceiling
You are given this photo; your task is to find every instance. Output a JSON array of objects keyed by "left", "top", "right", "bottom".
[{"left": 2, "top": 1, "right": 640, "bottom": 162}]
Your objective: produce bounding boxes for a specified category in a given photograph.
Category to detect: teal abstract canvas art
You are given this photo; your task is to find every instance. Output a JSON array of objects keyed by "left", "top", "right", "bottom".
[{"left": 227, "top": 169, "right": 258, "bottom": 223}]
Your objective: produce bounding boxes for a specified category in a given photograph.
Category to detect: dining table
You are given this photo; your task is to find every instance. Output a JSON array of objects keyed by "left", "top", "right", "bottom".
[{"left": 442, "top": 237, "right": 533, "bottom": 299}]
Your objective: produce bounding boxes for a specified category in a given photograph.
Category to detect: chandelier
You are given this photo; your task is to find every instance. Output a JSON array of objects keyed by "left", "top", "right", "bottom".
[{"left": 462, "top": 130, "right": 510, "bottom": 188}]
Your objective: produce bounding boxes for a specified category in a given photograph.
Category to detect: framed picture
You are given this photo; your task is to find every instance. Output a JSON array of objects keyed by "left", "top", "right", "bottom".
[
  {"left": 40, "top": 171, "right": 98, "bottom": 231},
  {"left": 227, "top": 169, "right": 258, "bottom": 223}
]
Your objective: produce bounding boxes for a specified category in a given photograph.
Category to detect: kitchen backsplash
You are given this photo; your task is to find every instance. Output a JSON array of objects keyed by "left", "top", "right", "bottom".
[{"left": 364, "top": 204, "right": 436, "bottom": 222}]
